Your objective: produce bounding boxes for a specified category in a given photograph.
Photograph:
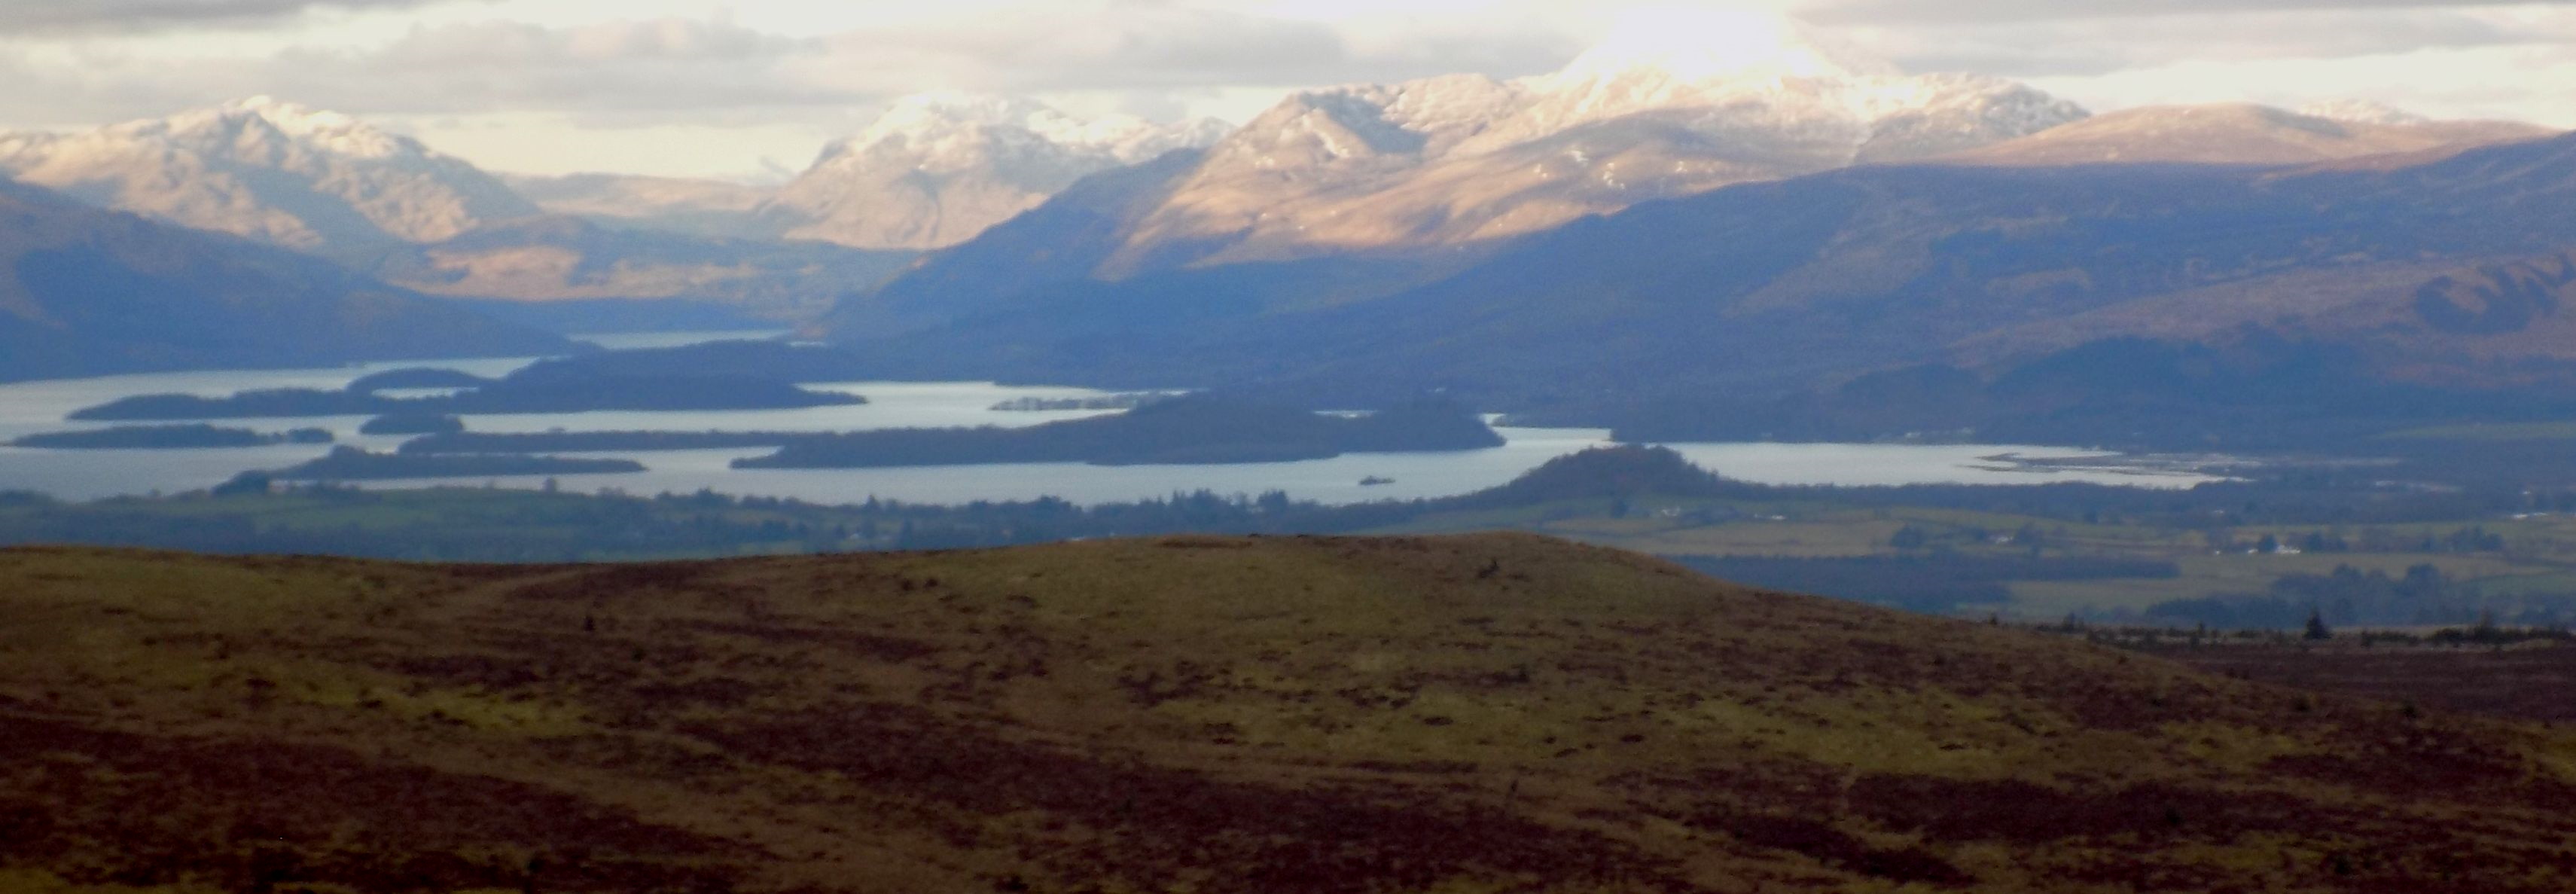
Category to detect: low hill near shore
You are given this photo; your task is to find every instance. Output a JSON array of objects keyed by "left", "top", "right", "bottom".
[{"left": 3, "top": 535, "right": 2574, "bottom": 892}]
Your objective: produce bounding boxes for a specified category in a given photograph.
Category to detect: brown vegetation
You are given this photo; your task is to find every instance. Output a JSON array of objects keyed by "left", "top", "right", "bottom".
[{"left": 2, "top": 535, "right": 2573, "bottom": 892}]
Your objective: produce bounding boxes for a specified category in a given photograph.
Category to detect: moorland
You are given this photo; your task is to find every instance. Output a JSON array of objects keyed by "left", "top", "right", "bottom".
[{"left": 4, "top": 535, "right": 2573, "bottom": 893}]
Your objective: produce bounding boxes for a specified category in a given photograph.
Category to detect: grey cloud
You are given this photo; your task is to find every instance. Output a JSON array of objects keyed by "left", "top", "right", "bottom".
[
  {"left": 0, "top": 0, "right": 476, "bottom": 33},
  {"left": 0, "top": 5, "right": 1581, "bottom": 128}
]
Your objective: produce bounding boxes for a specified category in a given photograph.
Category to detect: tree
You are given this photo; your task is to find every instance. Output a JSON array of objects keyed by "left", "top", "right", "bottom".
[{"left": 2303, "top": 608, "right": 2333, "bottom": 641}]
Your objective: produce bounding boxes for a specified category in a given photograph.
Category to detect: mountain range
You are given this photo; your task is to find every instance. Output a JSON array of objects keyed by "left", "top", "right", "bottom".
[
  {"left": 825, "top": 117, "right": 2576, "bottom": 448},
  {"left": 755, "top": 93, "right": 1231, "bottom": 250},
  {"left": 0, "top": 96, "right": 538, "bottom": 258},
  {"left": 1097, "top": 26, "right": 2087, "bottom": 273},
  {"left": 2, "top": 26, "right": 2569, "bottom": 413}
]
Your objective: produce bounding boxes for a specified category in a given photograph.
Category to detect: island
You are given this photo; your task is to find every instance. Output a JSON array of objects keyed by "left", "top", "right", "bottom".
[
  {"left": 398, "top": 430, "right": 823, "bottom": 453},
  {"left": 504, "top": 340, "right": 879, "bottom": 385},
  {"left": 9, "top": 424, "right": 333, "bottom": 450},
  {"left": 72, "top": 389, "right": 383, "bottom": 420},
  {"left": 265, "top": 446, "right": 646, "bottom": 481},
  {"left": 989, "top": 392, "right": 1181, "bottom": 412},
  {"left": 359, "top": 413, "right": 467, "bottom": 435},
  {"left": 72, "top": 373, "right": 864, "bottom": 420},
  {"left": 344, "top": 368, "right": 495, "bottom": 393},
  {"left": 733, "top": 396, "right": 1503, "bottom": 469}
]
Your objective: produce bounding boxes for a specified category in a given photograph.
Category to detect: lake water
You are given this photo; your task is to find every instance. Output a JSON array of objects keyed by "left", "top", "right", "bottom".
[{"left": 0, "top": 332, "right": 2224, "bottom": 505}]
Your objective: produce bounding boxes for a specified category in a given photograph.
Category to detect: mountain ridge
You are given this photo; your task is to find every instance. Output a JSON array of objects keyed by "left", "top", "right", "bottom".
[
  {"left": 0, "top": 96, "right": 539, "bottom": 256},
  {"left": 755, "top": 93, "right": 1231, "bottom": 250},
  {"left": 0, "top": 175, "right": 572, "bottom": 381}
]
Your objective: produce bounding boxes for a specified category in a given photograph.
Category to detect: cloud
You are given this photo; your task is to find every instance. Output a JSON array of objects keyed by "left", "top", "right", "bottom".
[
  {"left": 0, "top": 0, "right": 476, "bottom": 34},
  {"left": 1802, "top": 0, "right": 2576, "bottom": 24},
  {"left": 1845, "top": 6, "right": 2553, "bottom": 77},
  {"left": 0, "top": 5, "right": 1578, "bottom": 124}
]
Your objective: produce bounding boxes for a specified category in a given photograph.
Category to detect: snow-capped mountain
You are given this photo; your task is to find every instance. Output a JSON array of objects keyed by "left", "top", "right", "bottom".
[
  {"left": 1106, "top": 14, "right": 2089, "bottom": 269},
  {"left": 0, "top": 96, "right": 538, "bottom": 255},
  {"left": 758, "top": 93, "right": 1231, "bottom": 250}
]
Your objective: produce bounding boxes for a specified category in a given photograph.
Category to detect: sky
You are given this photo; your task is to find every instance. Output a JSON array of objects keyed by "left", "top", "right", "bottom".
[{"left": 1, "top": 0, "right": 2568, "bottom": 181}]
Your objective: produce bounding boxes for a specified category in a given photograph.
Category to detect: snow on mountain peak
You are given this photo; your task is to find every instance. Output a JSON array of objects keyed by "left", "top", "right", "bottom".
[
  {"left": 831, "top": 92, "right": 1227, "bottom": 166},
  {"left": 0, "top": 97, "right": 533, "bottom": 250},
  {"left": 768, "top": 93, "right": 1230, "bottom": 249}
]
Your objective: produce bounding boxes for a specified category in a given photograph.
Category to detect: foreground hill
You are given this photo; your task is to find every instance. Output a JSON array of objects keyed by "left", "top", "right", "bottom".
[
  {"left": 5, "top": 537, "right": 2572, "bottom": 892},
  {"left": 0, "top": 178, "right": 572, "bottom": 382}
]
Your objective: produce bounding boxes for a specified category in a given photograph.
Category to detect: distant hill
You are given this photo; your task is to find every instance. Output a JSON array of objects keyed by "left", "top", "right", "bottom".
[
  {"left": 366, "top": 215, "right": 916, "bottom": 323},
  {"left": 1947, "top": 102, "right": 2552, "bottom": 166},
  {"left": 500, "top": 172, "right": 775, "bottom": 239},
  {"left": 5, "top": 537, "right": 2573, "bottom": 892},
  {"left": 0, "top": 178, "right": 572, "bottom": 382}
]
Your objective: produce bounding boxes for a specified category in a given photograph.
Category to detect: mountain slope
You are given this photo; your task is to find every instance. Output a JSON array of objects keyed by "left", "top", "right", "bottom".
[
  {"left": 0, "top": 178, "right": 571, "bottom": 381},
  {"left": 758, "top": 93, "right": 1229, "bottom": 250},
  {"left": 5, "top": 535, "right": 2574, "bottom": 892},
  {"left": 0, "top": 97, "right": 539, "bottom": 256},
  {"left": 838, "top": 130, "right": 2576, "bottom": 420},
  {"left": 1952, "top": 102, "right": 2553, "bottom": 166},
  {"left": 367, "top": 215, "right": 916, "bottom": 323}
]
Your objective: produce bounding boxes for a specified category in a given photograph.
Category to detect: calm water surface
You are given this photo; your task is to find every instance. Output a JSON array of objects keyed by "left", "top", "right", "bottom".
[{"left": 0, "top": 332, "right": 2221, "bottom": 504}]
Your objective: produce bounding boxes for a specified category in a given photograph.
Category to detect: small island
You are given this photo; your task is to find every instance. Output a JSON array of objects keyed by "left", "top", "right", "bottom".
[
  {"left": 344, "top": 368, "right": 495, "bottom": 393},
  {"left": 1360, "top": 475, "right": 1396, "bottom": 487},
  {"left": 733, "top": 396, "right": 1503, "bottom": 469},
  {"left": 9, "top": 424, "right": 333, "bottom": 450},
  {"left": 398, "top": 430, "right": 823, "bottom": 453},
  {"left": 72, "top": 389, "right": 383, "bottom": 420},
  {"left": 265, "top": 446, "right": 645, "bottom": 481},
  {"left": 989, "top": 392, "right": 1181, "bottom": 412},
  {"left": 72, "top": 374, "right": 864, "bottom": 420},
  {"left": 359, "top": 413, "right": 467, "bottom": 435}
]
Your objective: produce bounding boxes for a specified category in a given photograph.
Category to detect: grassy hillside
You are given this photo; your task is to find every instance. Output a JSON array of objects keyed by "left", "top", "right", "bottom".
[{"left": 5, "top": 535, "right": 2574, "bottom": 892}]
